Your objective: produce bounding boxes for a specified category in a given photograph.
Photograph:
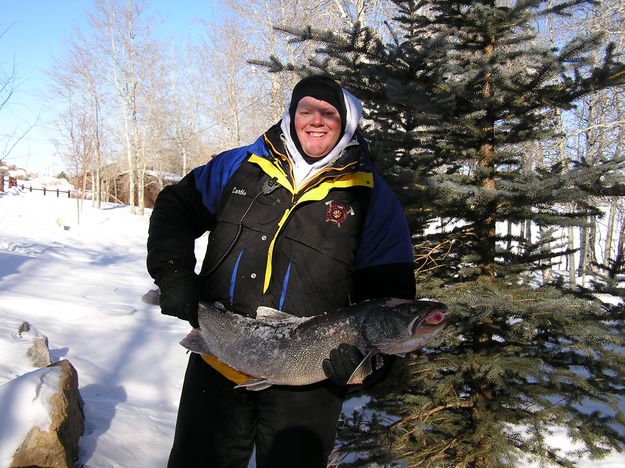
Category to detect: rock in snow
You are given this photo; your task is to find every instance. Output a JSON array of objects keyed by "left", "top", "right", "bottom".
[
  {"left": 16, "top": 320, "right": 52, "bottom": 368},
  {"left": 6, "top": 360, "right": 84, "bottom": 468}
]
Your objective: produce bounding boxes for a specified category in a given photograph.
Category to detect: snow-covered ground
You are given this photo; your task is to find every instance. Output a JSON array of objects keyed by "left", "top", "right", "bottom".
[
  {"left": 0, "top": 180, "right": 623, "bottom": 467},
  {"left": 0, "top": 184, "right": 189, "bottom": 467}
]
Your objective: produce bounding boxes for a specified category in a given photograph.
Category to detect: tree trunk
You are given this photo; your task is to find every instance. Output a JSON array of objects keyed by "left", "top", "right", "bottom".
[
  {"left": 540, "top": 226, "right": 553, "bottom": 284},
  {"left": 586, "top": 218, "right": 598, "bottom": 271},
  {"left": 92, "top": 95, "right": 102, "bottom": 209},
  {"left": 477, "top": 35, "right": 496, "bottom": 278},
  {"left": 569, "top": 225, "right": 577, "bottom": 290},
  {"left": 605, "top": 208, "right": 618, "bottom": 270},
  {"left": 614, "top": 217, "right": 625, "bottom": 277}
]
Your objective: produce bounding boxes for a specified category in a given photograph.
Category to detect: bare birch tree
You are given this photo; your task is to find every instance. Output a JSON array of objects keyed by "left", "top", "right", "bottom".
[
  {"left": 540, "top": 0, "right": 625, "bottom": 287},
  {"left": 196, "top": 14, "right": 270, "bottom": 151},
  {"left": 216, "top": 0, "right": 384, "bottom": 122},
  {"left": 89, "top": 0, "right": 158, "bottom": 214},
  {"left": 158, "top": 45, "right": 201, "bottom": 175},
  {"left": 573, "top": 1, "right": 625, "bottom": 276},
  {"left": 74, "top": 36, "right": 105, "bottom": 209},
  {"left": 53, "top": 93, "right": 93, "bottom": 223},
  {"left": 48, "top": 22, "right": 109, "bottom": 209}
]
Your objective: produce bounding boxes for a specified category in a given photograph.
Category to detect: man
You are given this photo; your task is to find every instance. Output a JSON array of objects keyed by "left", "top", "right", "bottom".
[{"left": 147, "top": 75, "right": 415, "bottom": 467}]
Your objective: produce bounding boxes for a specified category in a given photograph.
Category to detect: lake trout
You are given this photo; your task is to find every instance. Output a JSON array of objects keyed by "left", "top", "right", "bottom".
[{"left": 180, "top": 298, "right": 447, "bottom": 391}]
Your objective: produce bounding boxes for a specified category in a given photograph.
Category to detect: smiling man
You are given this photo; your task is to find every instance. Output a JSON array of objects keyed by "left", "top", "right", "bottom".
[
  {"left": 283, "top": 75, "right": 361, "bottom": 189},
  {"left": 294, "top": 96, "right": 341, "bottom": 157},
  {"left": 147, "top": 75, "right": 416, "bottom": 467},
  {"left": 289, "top": 76, "right": 344, "bottom": 159}
]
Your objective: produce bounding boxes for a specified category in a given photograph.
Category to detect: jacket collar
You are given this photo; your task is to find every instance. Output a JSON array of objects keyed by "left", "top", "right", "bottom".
[{"left": 262, "top": 122, "right": 367, "bottom": 189}]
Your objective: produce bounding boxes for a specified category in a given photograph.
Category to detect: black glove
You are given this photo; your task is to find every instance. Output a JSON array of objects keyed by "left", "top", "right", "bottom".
[
  {"left": 156, "top": 270, "right": 200, "bottom": 328},
  {"left": 322, "top": 343, "right": 367, "bottom": 387}
]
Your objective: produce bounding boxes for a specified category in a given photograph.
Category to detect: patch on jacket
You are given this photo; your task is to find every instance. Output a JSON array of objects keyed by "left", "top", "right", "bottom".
[{"left": 325, "top": 200, "right": 355, "bottom": 227}]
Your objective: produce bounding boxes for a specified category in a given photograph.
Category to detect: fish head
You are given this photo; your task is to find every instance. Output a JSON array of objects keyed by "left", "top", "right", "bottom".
[{"left": 363, "top": 298, "right": 447, "bottom": 356}]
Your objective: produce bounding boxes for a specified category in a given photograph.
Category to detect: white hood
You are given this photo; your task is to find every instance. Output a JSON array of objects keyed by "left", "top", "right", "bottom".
[{"left": 280, "top": 87, "right": 363, "bottom": 189}]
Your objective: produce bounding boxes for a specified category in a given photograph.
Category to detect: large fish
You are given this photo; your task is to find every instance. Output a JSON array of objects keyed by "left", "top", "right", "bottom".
[{"left": 180, "top": 298, "right": 447, "bottom": 391}]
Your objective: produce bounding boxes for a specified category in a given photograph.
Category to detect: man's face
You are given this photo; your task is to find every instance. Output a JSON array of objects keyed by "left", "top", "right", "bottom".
[{"left": 294, "top": 96, "right": 342, "bottom": 159}]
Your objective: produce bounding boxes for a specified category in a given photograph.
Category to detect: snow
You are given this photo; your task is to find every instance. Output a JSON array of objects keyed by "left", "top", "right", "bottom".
[
  {"left": 0, "top": 180, "right": 623, "bottom": 467},
  {"left": 0, "top": 184, "right": 189, "bottom": 467},
  {"left": 0, "top": 366, "right": 60, "bottom": 467}
]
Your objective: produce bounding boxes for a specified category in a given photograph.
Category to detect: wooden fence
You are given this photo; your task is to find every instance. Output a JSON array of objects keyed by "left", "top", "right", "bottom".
[{"left": 1, "top": 176, "right": 72, "bottom": 198}]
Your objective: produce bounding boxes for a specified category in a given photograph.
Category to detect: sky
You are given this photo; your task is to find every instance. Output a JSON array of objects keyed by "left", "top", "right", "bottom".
[
  {"left": 0, "top": 177, "right": 624, "bottom": 466},
  {"left": 0, "top": 0, "right": 217, "bottom": 175}
]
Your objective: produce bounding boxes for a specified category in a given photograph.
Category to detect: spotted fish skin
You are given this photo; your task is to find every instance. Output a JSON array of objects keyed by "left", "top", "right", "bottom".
[{"left": 180, "top": 298, "right": 447, "bottom": 390}]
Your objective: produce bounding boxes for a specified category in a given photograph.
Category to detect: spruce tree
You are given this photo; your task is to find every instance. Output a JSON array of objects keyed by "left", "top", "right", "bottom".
[{"left": 257, "top": 0, "right": 625, "bottom": 465}]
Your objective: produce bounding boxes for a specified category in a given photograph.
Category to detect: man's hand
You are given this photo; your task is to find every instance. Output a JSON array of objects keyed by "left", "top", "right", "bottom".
[
  {"left": 156, "top": 270, "right": 200, "bottom": 328},
  {"left": 322, "top": 343, "right": 365, "bottom": 387}
]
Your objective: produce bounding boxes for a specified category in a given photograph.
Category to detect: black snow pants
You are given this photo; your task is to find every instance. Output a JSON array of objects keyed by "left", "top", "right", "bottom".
[{"left": 167, "top": 353, "right": 346, "bottom": 468}]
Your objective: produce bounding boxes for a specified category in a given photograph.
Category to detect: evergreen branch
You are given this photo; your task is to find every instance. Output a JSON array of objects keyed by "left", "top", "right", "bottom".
[{"left": 414, "top": 238, "right": 456, "bottom": 277}]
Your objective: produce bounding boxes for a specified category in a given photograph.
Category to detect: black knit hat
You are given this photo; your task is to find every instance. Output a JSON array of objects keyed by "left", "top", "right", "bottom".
[{"left": 288, "top": 76, "right": 347, "bottom": 154}]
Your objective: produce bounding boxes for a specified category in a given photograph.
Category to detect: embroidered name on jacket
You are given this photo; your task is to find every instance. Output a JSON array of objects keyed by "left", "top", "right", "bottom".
[
  {"left": 325, "top": 200, "right": 355, "bottom": 227},
  {"left": 232, "top": 187, "right": 247, "bottom": 196}
]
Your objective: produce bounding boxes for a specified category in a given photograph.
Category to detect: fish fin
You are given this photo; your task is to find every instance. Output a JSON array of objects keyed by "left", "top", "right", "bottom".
[
  {"left": 234, "top": 378, "right": 273, "bottom": 391},
  {"left": 255, "top": 306, "right": 294, "bottom": 321},
  {"left": 346, "top": 349, "right": 376, "bottom": 385},
  {"left": 179, "top": 329, "right": 213, "bottom": 355}
]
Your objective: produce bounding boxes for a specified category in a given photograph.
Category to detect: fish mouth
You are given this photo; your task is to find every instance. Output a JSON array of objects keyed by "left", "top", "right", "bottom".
[
  {"left": 377, "top": 305, "right": 448, "bottom": 355},
  {"left": 410, "top": 306, "right": 447, "bottom": 335}
]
